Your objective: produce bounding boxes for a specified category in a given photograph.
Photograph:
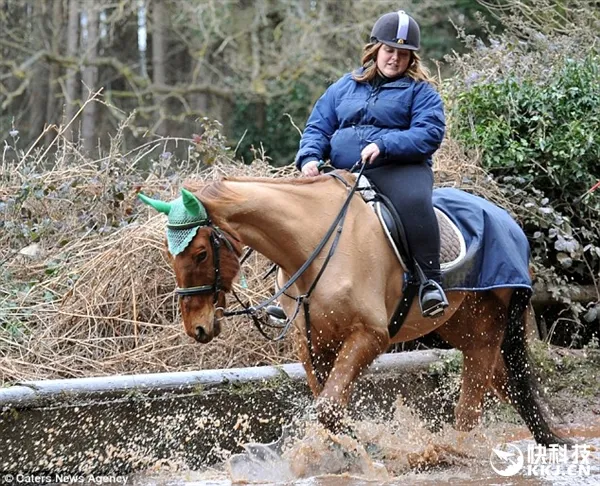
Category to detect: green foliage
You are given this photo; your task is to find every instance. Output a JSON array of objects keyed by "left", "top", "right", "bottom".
[
  {"left": 447, "top": 45, "right": 600, "bottom": 292},
  {"left": 232, "top": 80, "right": 316, "bottom": 166},
  {"left": 419, "top": 1, "right": 502, "bottom": 63},
  {"left": 488, "top": 175, "right": 600, "bottom": 287},
  {"left": 529, "top": 341, "right": 600, "bottom": 398},
  {"left": 452, "top": 53, "right": 600, "bottom": 198},
  {"left": 443, "top": 9, "right": 600, "bottom": 341},
  {"left": 428, "top": 351, "right": 463, "bottom": 377}
]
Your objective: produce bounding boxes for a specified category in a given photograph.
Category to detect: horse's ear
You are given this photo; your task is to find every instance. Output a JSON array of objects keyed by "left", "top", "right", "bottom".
[
  {"left": 181, "top": 188, "right": 203, "bottom": 217},
  {"left": 138, "top": 192, "right": 172, "bottom": 215}
]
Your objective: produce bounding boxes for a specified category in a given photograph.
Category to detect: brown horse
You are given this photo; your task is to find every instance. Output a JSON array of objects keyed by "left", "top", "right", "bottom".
[{"left": 139, "top": 172, "right": 566, "bottom": 446}]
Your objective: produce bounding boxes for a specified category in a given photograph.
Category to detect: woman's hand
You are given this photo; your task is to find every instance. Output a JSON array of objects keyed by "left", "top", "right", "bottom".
[
  {"left": 301, "top": 160, "right": 320, "bottom": 177},
  {"left": 361, "top": 143, "right": 381, "bottom": 164}
]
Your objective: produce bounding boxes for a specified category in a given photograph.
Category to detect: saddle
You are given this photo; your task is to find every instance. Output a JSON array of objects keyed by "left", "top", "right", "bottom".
[{"left": 356, "top": 175, "right": 466, "bottom": 283}]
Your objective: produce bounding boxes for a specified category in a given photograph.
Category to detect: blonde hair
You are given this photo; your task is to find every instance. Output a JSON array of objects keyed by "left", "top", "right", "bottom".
[{"left": 352, "top": 42, "right": 436, "bottom": 85}]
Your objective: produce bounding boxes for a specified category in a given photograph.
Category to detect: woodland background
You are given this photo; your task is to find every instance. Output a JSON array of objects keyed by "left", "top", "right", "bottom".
[
  {"left": 0, "top": 0, "right": 599, "bottom": 381},
  {"left": 2, "top": 0, "right": 499, "bottom": 162}
]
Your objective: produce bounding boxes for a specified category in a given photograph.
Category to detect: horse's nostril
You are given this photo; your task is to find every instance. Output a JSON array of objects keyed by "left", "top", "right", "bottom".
[{"left": 195, "top": 326, "right": 207, "bottom": 340}]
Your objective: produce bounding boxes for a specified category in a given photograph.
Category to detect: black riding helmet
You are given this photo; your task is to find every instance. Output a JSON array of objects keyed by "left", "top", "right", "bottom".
[{"left": 370, "top": 10, "right": 420, "bottom": 51}]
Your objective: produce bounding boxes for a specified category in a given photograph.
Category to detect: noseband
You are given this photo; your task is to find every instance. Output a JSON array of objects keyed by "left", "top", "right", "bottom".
[{"left": 171, "top": 221, "right": 236, "bottom": 304}]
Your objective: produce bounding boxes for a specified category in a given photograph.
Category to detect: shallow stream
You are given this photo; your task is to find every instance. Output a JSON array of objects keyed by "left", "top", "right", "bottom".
[{"left": 132, "top": 399, "right": 600, "bottom": 485}]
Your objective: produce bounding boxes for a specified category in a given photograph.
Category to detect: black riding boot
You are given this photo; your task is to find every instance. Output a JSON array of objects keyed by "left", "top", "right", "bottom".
[{"left": 419, "top": 279, "right": 448, "bottom": 318}]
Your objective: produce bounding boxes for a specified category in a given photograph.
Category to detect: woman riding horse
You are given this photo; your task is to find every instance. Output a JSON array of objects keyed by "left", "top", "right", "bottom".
[{"left": 296, "top": 10, "right": 447, "bottom": 318}]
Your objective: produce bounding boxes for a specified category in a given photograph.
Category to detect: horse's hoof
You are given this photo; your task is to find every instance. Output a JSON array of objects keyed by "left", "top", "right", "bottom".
[
  {"left": 315, "top": 398, "right": 346, "bottom": 433},
  {"left": 366, "top": 442, "right": 384, "bottom": 459}
]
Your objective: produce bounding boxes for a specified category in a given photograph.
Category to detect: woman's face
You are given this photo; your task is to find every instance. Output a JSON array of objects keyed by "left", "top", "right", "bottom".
[{"left": 376, "top": 44, "right": 411, "bottom": 78}]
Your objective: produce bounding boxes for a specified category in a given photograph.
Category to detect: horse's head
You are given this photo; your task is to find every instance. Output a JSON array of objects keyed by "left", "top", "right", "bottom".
[{"left": 139, "top": 188, "right": 242, "bottom": 343}]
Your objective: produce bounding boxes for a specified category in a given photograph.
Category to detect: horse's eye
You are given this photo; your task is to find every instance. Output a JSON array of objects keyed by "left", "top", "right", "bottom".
[{"left": 195, "top": 250, "right": 208, "bottom": 263}]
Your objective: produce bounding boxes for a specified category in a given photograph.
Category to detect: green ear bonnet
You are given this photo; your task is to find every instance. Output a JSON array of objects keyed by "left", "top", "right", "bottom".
[{"left": 138, "top": 189, "right": 209, "bottom": 256}]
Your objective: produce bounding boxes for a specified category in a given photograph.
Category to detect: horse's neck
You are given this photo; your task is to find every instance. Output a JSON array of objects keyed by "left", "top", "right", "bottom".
[{"left": 216, "top": 179, "right": 341, "bottom": 272}]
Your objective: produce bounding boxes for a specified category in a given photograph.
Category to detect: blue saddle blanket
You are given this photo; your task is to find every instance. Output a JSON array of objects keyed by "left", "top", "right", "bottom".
[{"left": 432, "top": 188, "right": 532, "bottom": 291}]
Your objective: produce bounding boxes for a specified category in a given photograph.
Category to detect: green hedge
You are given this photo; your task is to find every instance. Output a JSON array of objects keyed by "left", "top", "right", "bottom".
[
  {"left": 446, "top": 38, "right": 599, "bottom": 338},
  {"left": 452, "top": 53, "right": 599, "bottom": 200}
]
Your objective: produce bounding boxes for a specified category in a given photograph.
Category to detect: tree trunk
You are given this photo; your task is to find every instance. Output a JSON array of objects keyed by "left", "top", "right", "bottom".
[
  {"left": 250, "top": 8, "right": 267, "bottom": 134},
  {"left": 151, "top": 0, "right": 168, "bottom": 135},
  {"left": 45, "top": 0, "right": 64, "bottom": 146},
  {"left": 191, "top": 60, "right": 209, "bottom": 119},
  {"left": 28, "top": 1, "right": 50, "bottom": 140},
  {"left": 138, "top": 1, "right": 148, "bottom": 78},
  {"left": 82, "top": 0, "right": 98, "bottom": 154},
  {"left": 65, "top": 0, "right": 80, "bottom": 142}
]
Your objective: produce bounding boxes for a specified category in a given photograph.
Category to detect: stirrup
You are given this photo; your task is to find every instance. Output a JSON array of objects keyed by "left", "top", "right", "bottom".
[
  {"left": 419, "top": 280, "right": 448, "bottom": 318},
  {"left": 265, "top": 305, "right": 287, "bottom": 320}
]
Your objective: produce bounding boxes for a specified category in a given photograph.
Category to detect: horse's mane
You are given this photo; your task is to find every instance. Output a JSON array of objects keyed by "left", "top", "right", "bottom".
[
  {"left": 184, "top": 171, "right": 354, "bottom": 207},
  {"left": 222, "top": 174, "right": 335, "bottom": 185},
  {"left": 183, "top": 179, "right": 244, "bottom": 206}
]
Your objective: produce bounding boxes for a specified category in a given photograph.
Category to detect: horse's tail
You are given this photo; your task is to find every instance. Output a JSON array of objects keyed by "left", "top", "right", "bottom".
[{"left": 501, "top": 288, "right": 568, "bottom": 446}]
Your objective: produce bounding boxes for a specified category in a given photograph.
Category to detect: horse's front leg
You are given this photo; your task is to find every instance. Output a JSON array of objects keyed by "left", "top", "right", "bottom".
[
  {"left": 296, "top": 325, "right": 337, "bottom": 398},
  {"left": 315, "top": 325, "right": 388, "bottom": 431}
]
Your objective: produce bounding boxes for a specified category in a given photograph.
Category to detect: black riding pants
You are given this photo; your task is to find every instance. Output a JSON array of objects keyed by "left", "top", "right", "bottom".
[{"left": 365, "top": 163, "right": 441, "bottom": 283}]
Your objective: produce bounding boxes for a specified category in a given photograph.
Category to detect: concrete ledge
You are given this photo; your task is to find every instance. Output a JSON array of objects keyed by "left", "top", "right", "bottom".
[
  {"left": 0, "top": 350, "right": 459, "bottom": 475},
  {"left": 0, "top": 350, "right": 454, "bottom": 409}
]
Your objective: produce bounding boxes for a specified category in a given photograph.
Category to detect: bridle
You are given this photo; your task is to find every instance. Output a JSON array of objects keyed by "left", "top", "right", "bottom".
[{"left": 171, "top": 220, "right": 237, "bottom": 305}]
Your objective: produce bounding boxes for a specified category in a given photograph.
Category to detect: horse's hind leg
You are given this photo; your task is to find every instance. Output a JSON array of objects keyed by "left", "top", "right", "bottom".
[
  {"left": 491, "top": 288, "right": 568, "bottom": 446},
  {"left": 435, "top": 292, "right": 505, "bottom": 431},
  {"left": 490, "top": 356, "right": 511, "bottom": 403}
]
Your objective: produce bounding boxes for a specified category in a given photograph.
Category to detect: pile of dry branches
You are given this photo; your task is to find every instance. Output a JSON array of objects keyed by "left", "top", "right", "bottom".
[
  {"left": 0, "top": 128, "right": 507, "bottom": 383},
  {"left": 0, "top": 133, "right": 302, "bottom": 383}
]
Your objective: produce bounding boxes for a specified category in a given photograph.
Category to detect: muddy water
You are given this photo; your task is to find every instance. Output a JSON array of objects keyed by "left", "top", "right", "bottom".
[{"left": 132, "top": 400, "right": 600, "bottom": 485}]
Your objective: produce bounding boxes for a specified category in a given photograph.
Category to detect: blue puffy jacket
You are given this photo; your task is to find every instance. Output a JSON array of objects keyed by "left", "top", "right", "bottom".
[{"left": 295, "top": 71, "right": 445, "bottom": 170}]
